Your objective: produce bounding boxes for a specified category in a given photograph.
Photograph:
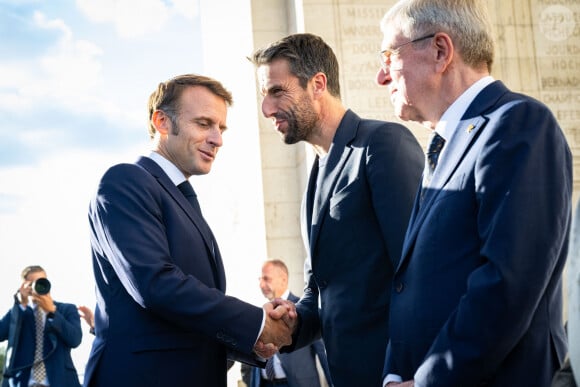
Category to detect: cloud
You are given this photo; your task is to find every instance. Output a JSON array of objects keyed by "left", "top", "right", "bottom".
[
  {"left": 0, "top": 1, "right": 202, "bottom": 169},
  {"left": 76, "top": 0, "right": 171, "bottom": 38},
  {"left": 171, "top": 0, "right": 199, "bottom": 20},
  {"left": 0, "top": 7, "right": 147, "bottom": 167},
  {"left": 0, "top": 11, "right": 106, "bottom": 114}
]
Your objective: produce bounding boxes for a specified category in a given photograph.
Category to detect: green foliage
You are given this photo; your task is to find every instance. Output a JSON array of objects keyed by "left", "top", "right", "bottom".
[{"left": 0, "top": 343, "right": 4, "bottom": 383}]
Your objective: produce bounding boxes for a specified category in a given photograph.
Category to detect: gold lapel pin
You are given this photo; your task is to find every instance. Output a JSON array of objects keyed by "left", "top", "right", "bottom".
[{"left": 466, "top": 124, "right": 475, "bottom": 133}]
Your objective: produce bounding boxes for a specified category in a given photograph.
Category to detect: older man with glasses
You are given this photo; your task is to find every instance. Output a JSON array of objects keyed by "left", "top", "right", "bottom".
[{"left": 376, "top": 1, "right": 572, "bottom": 386}]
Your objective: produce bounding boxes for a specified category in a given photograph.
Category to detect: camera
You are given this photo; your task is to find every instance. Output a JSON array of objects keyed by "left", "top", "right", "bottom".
[{"left": 32, "top": 278, "right": 51, "bottom": 295}]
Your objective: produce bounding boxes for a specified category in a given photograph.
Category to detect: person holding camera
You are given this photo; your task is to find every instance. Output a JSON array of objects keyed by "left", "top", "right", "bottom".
[{"left": 0, "top": 265, "right": 82, "bottom": 387}]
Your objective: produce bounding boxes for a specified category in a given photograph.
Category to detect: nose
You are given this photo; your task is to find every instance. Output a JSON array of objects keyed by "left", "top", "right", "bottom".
[
  {"left": 207, "top": 126, "right": 223, "bottom": 148},
  {"left": 261, "top": 96, "right": 276, "bottom": 118},
  {"left": 376, "top": 67, "right": 392, "bottom": 86}
]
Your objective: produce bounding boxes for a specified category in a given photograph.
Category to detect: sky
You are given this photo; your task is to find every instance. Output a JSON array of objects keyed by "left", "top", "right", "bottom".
[{"left": 0, "top": 0, "right": 265, "bottom": 383}]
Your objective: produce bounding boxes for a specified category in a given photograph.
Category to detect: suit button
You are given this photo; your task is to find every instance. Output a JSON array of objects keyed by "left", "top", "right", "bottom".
[
  {"left": 395, "top": 282, "right": 404, "bottom": 293},
  {"left": 319, "top": 280, "right": 328, "bottom": 289}
]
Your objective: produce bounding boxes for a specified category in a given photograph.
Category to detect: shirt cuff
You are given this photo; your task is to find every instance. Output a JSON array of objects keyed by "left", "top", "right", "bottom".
[
  {"left": 254, "top": 309, "right": 266, "bottom": 346},
  {"left": 383, "top": 373, "right": 403, "bottom": 386}
]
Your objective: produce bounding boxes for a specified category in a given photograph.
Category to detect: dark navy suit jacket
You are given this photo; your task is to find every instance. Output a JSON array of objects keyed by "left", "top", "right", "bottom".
[
  {"left": 0, "top": 301, "right": 82, "bottom": 387},
  {"left": 384, "top": 81, "right": 572, "bottom": 386},
  {"left": 83, "top": 156, "right": 263, "bottom": 387},
  {"left": 290, "top": 110, "right": 424, "bottom": 387}
]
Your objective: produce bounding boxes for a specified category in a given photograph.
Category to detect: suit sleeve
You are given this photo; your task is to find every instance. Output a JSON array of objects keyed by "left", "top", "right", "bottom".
[
  {"left": 414, "top": 99, "right": 572, "bottom": 385},
  {"left": 0, "top": 308, "right": 12, "bottom": 341},
  {"left": 292, "top": 257, "right": 322, "bottom": 350},
  {"left": 366, "top": 123, "right": 423, "bottom": 268},
  {"left": 46, "top": 302, "right": 82, "bottom": 349}
]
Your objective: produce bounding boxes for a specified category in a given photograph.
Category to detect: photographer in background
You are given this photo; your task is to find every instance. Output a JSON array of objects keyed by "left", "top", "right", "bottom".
[{"left": 0, "top": 265, "right": 82, "bottom": 387}]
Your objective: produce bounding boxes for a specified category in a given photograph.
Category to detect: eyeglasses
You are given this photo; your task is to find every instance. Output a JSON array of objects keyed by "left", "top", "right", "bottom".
[{"left": 378, "top": 33, "right": 436, "bottom": 72}]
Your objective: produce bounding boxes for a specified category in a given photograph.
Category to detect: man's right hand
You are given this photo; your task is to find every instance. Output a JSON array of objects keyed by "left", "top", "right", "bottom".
[
  {"left": 17, "top": 280, "right": 32, "bottom": 307},
  {"left": 254, "top": 302, "right": 296, "bottom": 358},
  {"left": 268, "top": 298, "right": 297, "bottom": 332},
  {"left": 260, "top": 303, "right": 293, "bottom": 346}
]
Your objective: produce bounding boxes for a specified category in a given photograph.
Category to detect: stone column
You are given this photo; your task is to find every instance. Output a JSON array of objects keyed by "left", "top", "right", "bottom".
[{"left": 250, "top": 0, "right": 311, "bottom": 295}]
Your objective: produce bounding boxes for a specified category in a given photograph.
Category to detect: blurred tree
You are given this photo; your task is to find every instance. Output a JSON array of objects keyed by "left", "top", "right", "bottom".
[{"left": 0, "top": 344, "right": 5, "bottom": 383}]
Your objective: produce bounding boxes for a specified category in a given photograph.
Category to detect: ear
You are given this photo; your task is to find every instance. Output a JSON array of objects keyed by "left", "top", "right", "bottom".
[
  {"left": 152, "top": 110, "right": 171, "bottom": 136},
  {"left": 311, "top": 72, "right": 328, "bottom": 99},
  {"left": 433, "top": 32, "right": 454, "bottom": 73}
]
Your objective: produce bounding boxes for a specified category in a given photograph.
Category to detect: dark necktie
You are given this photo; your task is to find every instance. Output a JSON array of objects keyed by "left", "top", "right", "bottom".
[
  {"left": 265, "top": 357, "right": 276, "bottom": 380},
  {"left": 177, "top": 180, "right": 217, "bottom": 260},
  {"left": 32, "top": 307, "right": 47, "bottom": 383},
  {"left": 421, "top": 132, "right": 445, "bottom": 201},
  {"left": 177, "top": 181, "right": 203, "bottom": 215}
]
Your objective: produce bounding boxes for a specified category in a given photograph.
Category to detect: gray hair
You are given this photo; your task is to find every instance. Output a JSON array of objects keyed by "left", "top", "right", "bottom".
[{"left": 381, "top": 0, "right": 494, "bottom": 71}]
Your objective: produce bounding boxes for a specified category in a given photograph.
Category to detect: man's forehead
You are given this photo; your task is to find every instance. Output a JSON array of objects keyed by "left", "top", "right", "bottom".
[
  {"left": 381, "top": 26, "right": 403, "bottom": 49},
  {"left": 257, "top": 65, "right": 272, "bottom": 87},
  {"left": 257, "top": 59, "right": 291, "bottom": 85}
]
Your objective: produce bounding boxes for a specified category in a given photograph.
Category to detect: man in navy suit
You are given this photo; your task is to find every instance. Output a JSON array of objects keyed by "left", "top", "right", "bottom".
[
  {"left": 251, "top": 33, "right": 424, "bottom": 387},
  {"left": 376, "top": 1, "right": 572, "bottom": 386},
  {"left": 244, "top": 259, "right": 332, "bottom": 387},
  {"left": 0, "top": 265, "right": 82, "bottom": 387},
  {"left": 83, "top": 74, "right": 293, "bottom": 387}
]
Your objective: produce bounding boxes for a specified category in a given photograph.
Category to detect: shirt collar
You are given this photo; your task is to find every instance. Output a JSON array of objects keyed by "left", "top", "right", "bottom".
[
  {"left": 436, "top": 76, "right": 494, "bottom": 140},
  {"left": 148, "top": 151, "right": 187, "bottom": 186},
  {"left": 281, "top": 289, "right": 290, "bottom": 300}
]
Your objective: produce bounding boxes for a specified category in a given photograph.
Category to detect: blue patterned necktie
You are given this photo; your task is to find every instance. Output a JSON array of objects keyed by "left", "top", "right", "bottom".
[
  {"left": 265, "top": 357, "right": 276, "bottom": 380},
  {"left": 421, "top": 132, "right": 445, "bottom": 201}
]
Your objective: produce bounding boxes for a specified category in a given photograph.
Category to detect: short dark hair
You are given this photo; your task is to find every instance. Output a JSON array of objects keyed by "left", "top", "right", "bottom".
[
  {"left": 147, "top": 74, "right": 233, "bottom": 139},
  {"left": 251, "top": 33, "right": 341, "bottom": 98}
]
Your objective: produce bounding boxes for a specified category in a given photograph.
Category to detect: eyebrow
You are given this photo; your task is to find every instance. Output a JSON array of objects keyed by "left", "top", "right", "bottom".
[
  {"left": 194, "top": 116, "right": 228, "bottom": 131},
  {"left": 261, "top": 83, "right": 285, "bottom": 96}
]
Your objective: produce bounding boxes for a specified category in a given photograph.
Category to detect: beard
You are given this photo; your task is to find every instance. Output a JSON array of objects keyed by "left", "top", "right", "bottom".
[{"left": 279, "top": 94, "right": 319, "bottom": 145}]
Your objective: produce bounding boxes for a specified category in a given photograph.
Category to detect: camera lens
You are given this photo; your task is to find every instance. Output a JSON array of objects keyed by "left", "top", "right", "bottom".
[{"left": 33, "top": 278, "right": 51, "bottom": 295}]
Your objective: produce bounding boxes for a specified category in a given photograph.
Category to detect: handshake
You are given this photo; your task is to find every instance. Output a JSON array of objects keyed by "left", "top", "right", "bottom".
[{"left": 254, "top": 298, "right": 297, "bottom": 359}]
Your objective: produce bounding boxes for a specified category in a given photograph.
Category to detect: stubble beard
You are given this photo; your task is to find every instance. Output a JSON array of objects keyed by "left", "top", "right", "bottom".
[{"left": 282, "top": 96, "right": 319, "bottom": 145}]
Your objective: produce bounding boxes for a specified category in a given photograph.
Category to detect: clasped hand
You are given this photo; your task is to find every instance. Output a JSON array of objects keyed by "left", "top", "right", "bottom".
[{"left": 254, "top": 298, "right": 297, "bottom": 358}]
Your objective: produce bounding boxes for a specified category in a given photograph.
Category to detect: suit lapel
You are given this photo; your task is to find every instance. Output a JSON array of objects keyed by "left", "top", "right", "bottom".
[
  {"left": 423, "top": 117, "right": 486, "bottom": 207},
  {"left": 304, "top": 157, "right": 319, "bottom": 241},
  {"left": 308, "top": 110, "right": 358, "bottom": 254},
  {"left": 397, "top": 82, "right": 507, "bottom": 271},
  {"left": 136, "top": 157, "right": 225, "bottom": 289}
]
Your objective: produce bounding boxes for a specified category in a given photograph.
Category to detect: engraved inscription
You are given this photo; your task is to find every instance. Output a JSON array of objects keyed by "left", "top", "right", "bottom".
[
  {"left": 338, "top": 5, "right": 390, "bottom": 118},
  {"left": 539, "top": 5, "right": 575, "bottom": 41}
]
